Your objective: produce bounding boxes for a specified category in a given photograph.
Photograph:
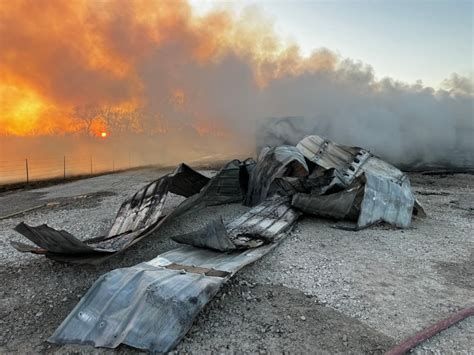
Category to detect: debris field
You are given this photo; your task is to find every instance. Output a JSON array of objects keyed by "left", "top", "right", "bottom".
[{"left": 0, "top": 134, "right": 472, "bottom": 353}]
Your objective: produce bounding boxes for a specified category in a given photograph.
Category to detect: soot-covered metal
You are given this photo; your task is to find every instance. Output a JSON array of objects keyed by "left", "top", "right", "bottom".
[{"left": 9, "top": 134, "right": 425, "bottom": 353}]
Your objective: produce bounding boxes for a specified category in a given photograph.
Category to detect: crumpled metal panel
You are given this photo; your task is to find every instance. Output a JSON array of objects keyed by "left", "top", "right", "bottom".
[
  {"left": 245, "top": 146, "right": 308, "bottom": 207},
  {"left": 172, "top": 197, "right": 300, "bottom": 251},
  {"left": 357, "top": 173, "right": 415, "bottom": 228},
  {"left": 50, "top": 263, "right": 223, "bottom": 353},
  {"left": 296, "top": 135, "right": 367, "bottom": 177},
  {"left": 296, "top": 135, "right": 425, "bottom": 219},
  {"left": 172, "top": 217, "right": 237, "bottom": 251},
  {"left": 12, "top": 223, "right": 104, "bottom": 254},
  {"left": 10, "top": 164, "right": 210, "bottom": 263},
  {"left": 292, "top": 172, "right": 415, "bottom": 229},
  {"left": 270, "top": 168, "right": 347, "bottom": 198},
  {"left": 296, "top": 135, "right": 407, "bottom": 185},
  {"left": 10, "top": 160, "right": 259, "bottom": 263},
  {"left": 49, "top": 243, "right": 281, "bottom": 353},
  {"left": 292, "top": 186, "right": 362, "bottom": 220},
  {"left": 270, "top": 176, "right": 308, "bottom": 196},
  {"left": 360, "top": 155, "right": 407, "bottom": 184},
  {"left": 172, "top": 159, "right": 255, "bottom": 217}
]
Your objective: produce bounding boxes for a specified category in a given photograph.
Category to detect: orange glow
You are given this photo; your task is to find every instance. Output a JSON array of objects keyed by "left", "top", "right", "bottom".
[
  {"left": 0, "top": 0, "right": 336, "bottom": 137},
  {"left": 194, "top": 120, "right": 231, "bottom": 138}
]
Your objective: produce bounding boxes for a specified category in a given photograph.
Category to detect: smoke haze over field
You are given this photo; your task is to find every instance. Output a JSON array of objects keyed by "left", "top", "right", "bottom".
[{"left": 0, "top": 0, "right": 473, "bottom": 171}]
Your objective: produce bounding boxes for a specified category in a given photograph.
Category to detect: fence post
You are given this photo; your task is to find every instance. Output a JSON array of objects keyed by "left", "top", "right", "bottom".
[
  {"left": 25, "top": 158, "right": 29, "bottom": 184},
  {"left": 90, "top": 156, "right": 93, "bottom": 174},
  {"left": 112, "top": 159, "right": 115, "bottom": 172},
  {"left": 63, "top": 156, "right": 66, "bottom": 180}
]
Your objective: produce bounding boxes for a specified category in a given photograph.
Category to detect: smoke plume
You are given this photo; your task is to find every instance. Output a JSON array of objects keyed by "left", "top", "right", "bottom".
[{"left": 1, "top": 0, "right": 472, "bottom": 169}]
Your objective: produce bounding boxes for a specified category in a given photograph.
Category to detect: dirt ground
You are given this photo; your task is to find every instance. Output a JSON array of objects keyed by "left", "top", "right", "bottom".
[{"left": 0, "top": 167, "right": 472, "bottom": 354}]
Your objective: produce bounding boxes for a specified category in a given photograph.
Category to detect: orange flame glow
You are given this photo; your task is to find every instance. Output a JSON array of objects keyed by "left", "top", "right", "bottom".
[{"left": 0, "top": 0, "right": 336, "bottom": 137}]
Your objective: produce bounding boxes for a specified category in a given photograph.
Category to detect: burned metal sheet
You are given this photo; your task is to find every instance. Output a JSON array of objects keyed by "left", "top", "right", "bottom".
[
  {"left": 172, "top": 159, "right": 255, "bottom": 217},
  {"left": 10, "top": 164, "right": 210, "bottom": 263},
  {"left": 292, "top": 172, "right": 415, "bottom": 229},
  {"left": 292, "top": 186, "right": 363, "bottom": 220},
  {"left": 271, "top": 176, "right": 308, "bottom": 196},
  {"left": 10, "top": 160, "right": 259, "bottom": 263},
  {"left": 272, "top": 168, "right": 347, "bottom": 198},
  {"left": 49, "top": 241, "right": 282, "bottom": 353},
  {"left": 173, "top": 217, "right": 237, "bottom": 251},
  {"left": 172, "top": 197, "right": 300, "bottom": 251},
  {"left": 245, "top": 145, "right": 308, "bottom": 207},
  {"left": 296, "top": 134, "right": 425, "bottom": 221}
]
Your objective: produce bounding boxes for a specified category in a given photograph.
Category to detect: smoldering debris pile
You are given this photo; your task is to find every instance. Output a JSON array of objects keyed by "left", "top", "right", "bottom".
[{"left": 10, "top": 134, "right": 425, "bottom": 353}]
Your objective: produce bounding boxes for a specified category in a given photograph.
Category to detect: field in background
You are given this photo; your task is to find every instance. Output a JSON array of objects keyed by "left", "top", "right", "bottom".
[
  {"left": 0, "top": 133, "right": 251, "bottom": 187},
  {"left": 0, "top": 153, "right": 138, "bottom": 185}
]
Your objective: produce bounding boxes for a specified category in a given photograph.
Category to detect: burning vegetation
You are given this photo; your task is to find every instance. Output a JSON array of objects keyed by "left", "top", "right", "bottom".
[{"left": 0, "top": 0, "right": 473, "bottom": 169}]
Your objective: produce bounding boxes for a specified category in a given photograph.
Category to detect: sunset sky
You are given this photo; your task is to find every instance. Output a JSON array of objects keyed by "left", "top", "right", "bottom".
[
  {"left": 0, "top": 0, "right": 473, "bottom": 178},
  {"left": 191, "top": 0, "right": 473, "bottom": 89},
  {"left": 0, "top": 0, "right": 472, "bottom": 140}
]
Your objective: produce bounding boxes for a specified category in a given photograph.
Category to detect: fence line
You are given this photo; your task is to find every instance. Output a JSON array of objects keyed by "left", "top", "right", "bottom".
[{"left": 0, "top": 154, "right": 140, "bottom": 185}]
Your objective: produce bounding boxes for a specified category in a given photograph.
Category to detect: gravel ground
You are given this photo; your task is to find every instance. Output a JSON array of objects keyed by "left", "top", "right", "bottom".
[{"left": 0, "top": 167, "right": 472, "bottom": 354}]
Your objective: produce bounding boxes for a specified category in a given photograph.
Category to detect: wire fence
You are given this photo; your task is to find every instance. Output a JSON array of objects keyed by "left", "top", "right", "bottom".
[{"left": 0, "top": 154, "right": 139, "bottom": 186}]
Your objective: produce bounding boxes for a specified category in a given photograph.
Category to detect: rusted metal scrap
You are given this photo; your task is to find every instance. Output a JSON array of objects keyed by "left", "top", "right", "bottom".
[
  {"left": 49, "top": 237, "right": 288, "bottom": 353},
  {"left": 172, "top": 196, "right": 301, "bottom": 251},
  {"left": 386, "top": 306, "right": 474, "bottom": 355},
  {"left": 10, "top": 160, "right": 255, "bottom": 264}
]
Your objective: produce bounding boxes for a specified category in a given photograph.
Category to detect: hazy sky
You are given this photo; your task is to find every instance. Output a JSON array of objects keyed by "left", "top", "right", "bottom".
[{"left": 190, "top": 0, "right": 473, "bottom": 89}]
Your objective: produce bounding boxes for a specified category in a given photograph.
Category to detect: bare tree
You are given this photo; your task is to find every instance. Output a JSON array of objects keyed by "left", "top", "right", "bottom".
[
  {"left": 73, "top": 104, "right": 102, "bottom": 136},
  {"left": 100, "top": 106, "right": 121, "bottom": 133},
  {"left": 99, "top": 106, "right": 143, "bottom": 134}
]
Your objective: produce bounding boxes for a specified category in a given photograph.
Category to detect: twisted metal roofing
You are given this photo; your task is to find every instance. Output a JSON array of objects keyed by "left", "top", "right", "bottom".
[{"left": 49, "top": 242, "right": 282, "bottom": 353}]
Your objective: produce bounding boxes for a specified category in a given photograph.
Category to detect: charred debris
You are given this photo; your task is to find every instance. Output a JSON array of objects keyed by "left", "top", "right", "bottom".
[{"left": 10, "top": 134, "right": 425, "bottom": 353}]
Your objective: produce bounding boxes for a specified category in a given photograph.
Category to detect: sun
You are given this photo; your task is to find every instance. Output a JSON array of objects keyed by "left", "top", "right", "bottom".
[{"left": 101, "top": 132, "right": 108, "bottom": 138}]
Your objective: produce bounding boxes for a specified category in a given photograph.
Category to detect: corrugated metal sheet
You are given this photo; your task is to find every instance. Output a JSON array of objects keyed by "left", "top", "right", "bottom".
[
  {"left": 10, "top": 164, "right": 216, "bottom": 263},
  {"left": 245, "top": 146, "right": 308, "bottom": 207},
  {"left": 357, "top": 173, "right": 414, "bottom": 228},
  {"left": 171, "top": 159, "right": 255, "bottom": 217},
  {"left": 173, "top": 197, "right": 300, "bottom": 251},
  {"left": 296, "top": 135, "right": 367, "bottom": 180},
  {"left": 173, "top": 217, "right": 237, "bottom": 251},
  {"left": 296, "top": 135, "right": 406, "bottom": 185},
  {"left": 49, "top": 242, "right": 282, "bottom": 353},
  {"left": 292, "top": 172, "right": 414, "bottom": 228},
  {"left": 26, "top": 133, "right": 427, "bottom": 353},
  {"left": 11, "top": 160, "right": 260, "bottom": 263},
  {"left": 292, "top": 136, "right": 424, "bottom": 229}
]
